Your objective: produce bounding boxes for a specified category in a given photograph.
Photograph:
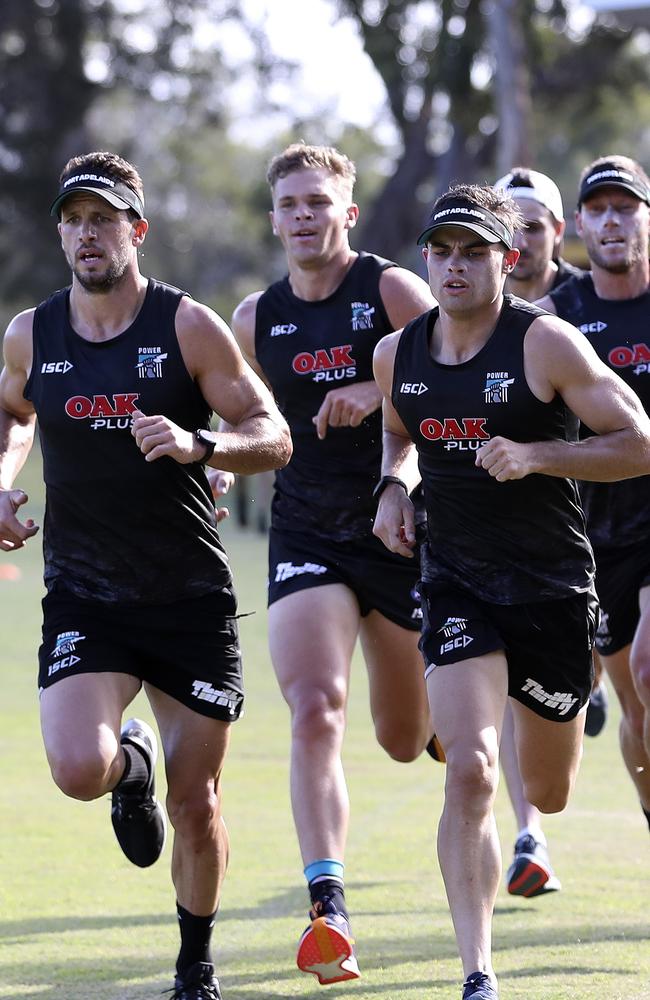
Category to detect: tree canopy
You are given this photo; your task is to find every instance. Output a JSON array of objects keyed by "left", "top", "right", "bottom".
[{"left": 1, "top": 0, "right": 649, "bottom": 322}]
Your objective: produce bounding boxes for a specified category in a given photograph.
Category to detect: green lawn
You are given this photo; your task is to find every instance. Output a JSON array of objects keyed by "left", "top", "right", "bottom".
[{"left": 1, "top": 458, "right": 649, "bottom": 999}]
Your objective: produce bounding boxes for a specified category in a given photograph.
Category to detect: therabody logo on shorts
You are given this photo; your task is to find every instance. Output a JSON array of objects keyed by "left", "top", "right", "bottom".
[
  {"left": 420, "top": 416, "right": 490, "bottom": 451},
  {"left": 521, "top": 677, "right": 577, "bottom": 716},
  {"left": 65, "top": 392, "right": 140, "bottom": 430},
  {"left": 291, "top": 344, "right": 356, "bottom": 383}
]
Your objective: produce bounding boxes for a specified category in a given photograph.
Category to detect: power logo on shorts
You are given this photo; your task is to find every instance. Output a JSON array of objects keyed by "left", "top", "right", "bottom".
[
  {"left": 49, "top": 630, "right": 86, "bottom": 677},
  {"left": 437, "top": 616, "right": 474, "bottom": 655}
]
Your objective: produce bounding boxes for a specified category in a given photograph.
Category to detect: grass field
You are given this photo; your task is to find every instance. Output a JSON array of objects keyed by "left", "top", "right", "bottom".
[{"left": 1, "top": 456, "right": 649, "bottom": 1000}]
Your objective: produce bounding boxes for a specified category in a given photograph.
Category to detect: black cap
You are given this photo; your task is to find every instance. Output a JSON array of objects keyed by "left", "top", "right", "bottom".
[
  {"left": 578, "top": 161, "right": 650, "bottom": 207},
  {"left": 417, "top": 197, "right": 514, "bottom": 249},
  {"left": 50, "top": 171, "right": 145, "bottom": 218}
]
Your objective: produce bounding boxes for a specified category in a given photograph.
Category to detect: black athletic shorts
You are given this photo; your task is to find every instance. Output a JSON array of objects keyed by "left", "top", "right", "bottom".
[
  {"left": 267, "top": 527, "right": 422, "bottom": 631},
  {"left": 593, "top": 543, "right": 650, "bottom": 656},
  {"left": 38, "top": 585, "right": 243, "bottom": 722},
  {"left": 419, "top": 581, "right": 598, "bottom": 722}
]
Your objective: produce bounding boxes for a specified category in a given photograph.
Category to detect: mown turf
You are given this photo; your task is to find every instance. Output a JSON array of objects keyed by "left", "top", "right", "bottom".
[{"left": 1, "top": 462, "right": 649, "bottom": 999}]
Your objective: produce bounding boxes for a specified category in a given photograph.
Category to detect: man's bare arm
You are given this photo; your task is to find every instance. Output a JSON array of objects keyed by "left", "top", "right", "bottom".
[{"left": 0, "top": 310, "right": 39, "bottom": 549}]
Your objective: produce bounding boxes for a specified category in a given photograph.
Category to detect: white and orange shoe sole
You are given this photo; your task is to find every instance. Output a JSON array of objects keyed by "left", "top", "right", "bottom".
[{"left": 296, "top": 915, "right": 360, "bottom": 985}]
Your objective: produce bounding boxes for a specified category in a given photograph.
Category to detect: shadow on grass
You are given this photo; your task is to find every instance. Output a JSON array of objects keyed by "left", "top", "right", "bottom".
[{"left": 0, "top": 915, "right": 644, "bottom": 1000}]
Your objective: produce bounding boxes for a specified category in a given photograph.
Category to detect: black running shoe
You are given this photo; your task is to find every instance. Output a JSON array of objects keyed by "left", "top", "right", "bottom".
[
  {"left": 462, "top": 970, "right": 499, "bottom": 999},
  {"left": 506, "top": 833, "right": 561, "bottom": 898},
  {"left": 111, "top": 718, "right": 166, "bottom": 868},
  {"left": 584, "top": 679, "right": 608, "bottom": 737},
  {"left": 169, "top": 962, "right": 222, "bottom": 999}
]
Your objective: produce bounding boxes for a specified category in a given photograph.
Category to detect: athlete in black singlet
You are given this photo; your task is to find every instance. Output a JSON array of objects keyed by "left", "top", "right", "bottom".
[
  {"left": 372, "top": 183, "right": 650, "bottom": 1000},
  {"left": 491, "top": 168, "right": 595, "bottom": 901},
  {"left": 0, "top": 151, "right": 291, "bottom": 1000},
  {"left": 539, "top": 154, "right": 650, "bottom": 838},
  {"left": 224, "top": 143, "right": 435, "bottom": 986}
]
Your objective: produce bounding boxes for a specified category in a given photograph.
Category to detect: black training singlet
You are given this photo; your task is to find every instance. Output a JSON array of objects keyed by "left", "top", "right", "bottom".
[
  {"left": 550, "top": 272, "right": 650, "bottom": 549},
  {"left": 24, "top": 278, "right": 231, "bottom": 603},
  {"left": 255, "top": 252, "right": 398, "bottom": 541},
  {"left": 392, "top": 294, "right": 594, "bottom": 603}
]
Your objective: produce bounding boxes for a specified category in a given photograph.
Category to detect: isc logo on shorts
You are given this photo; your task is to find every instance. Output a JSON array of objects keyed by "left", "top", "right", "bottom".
[{"left": 440, "top": 634, "right": 473, "bottom": 655}]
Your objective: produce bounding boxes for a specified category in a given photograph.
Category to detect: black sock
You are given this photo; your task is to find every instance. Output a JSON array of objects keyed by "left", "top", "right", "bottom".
[
  {"left": 115, "top": 742, "right": 150, "bottom": 794},
  {"left": 309, "top": 878, "right": 348, "bottom": 918},
  {"left": 176, "top": 903, "right": 217, "bottom": 975},
  {"left": 643, "top": 806, "right": 650, "bottom": 833}
]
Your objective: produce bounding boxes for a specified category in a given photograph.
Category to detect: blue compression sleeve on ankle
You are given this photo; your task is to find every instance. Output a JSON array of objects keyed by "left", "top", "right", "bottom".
[{"left": 304, "top": 859, "right": 345, "bottom": 884}]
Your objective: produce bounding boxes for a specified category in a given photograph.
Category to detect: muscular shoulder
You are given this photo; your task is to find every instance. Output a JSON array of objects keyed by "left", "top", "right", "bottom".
[
  {"left": 524, "top": 313, "right": 596, "bottom": 399},
  {"left": 231, "top": 291, "right": 263, "bottom": 361},
  {"left": 2, "top": 308, "right": 35, "bottom": 372},
  {"left": 379, "top": 265, "right": 435, "bottom": 330},
  {"left": 175, "top": 296, "right": 239, "bottom": 378},
  {"left": 373, "top": 329, "right": 403, "bottom": 395}
]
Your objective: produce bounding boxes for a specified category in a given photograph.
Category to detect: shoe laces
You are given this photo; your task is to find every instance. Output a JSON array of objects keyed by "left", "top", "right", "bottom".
[
  {"left": 165, "top": 968, "right": 221, "bottom": 1000},
  {"left": 514, "top": 833, "right": 538, "bottom": 855},
  {"left": 463, "top": 971, "right": 494, "bottom": 997}
]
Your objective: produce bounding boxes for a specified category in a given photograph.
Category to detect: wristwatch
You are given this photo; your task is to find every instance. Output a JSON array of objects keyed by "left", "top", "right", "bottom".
[
  {"left": 372, "top": 475, "right": 409, "bottom": 501},
  {"left": 194, "top": 428, "right": 216, "bottom": 463}
]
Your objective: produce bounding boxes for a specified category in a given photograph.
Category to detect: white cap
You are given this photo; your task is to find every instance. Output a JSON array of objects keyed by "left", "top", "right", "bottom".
[{"left": 494, "top": 168, "right": 564, "bottom": 223}]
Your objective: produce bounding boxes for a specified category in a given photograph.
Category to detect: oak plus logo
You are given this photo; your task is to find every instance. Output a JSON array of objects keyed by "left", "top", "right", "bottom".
[
  {"left": 608, "top": 341, "right": 650, "bottom": 376},
  {"left": 483, "top": 371, "right": 514, "bottom": 404},
  {"left": 136, "top": 346, "right": 167, "bottom": 379},
  {"left": 350, "top": 301, "right": 375, "bottom": 331},
  {"left": 65, "top": 392, "right": 140, "bottom": 430},
  {"left": 291, "top": 344, "right": 357, "bottom": 383},
  {"left": 419, "top": 416, "right": 490, "bottom": 452}
]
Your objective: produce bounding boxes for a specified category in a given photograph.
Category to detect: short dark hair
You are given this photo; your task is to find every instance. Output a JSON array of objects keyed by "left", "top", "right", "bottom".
[
  {"left": 433, "top": 183, "right": 524, "bottom": 236},
  {"left": 60, "top": 151, "right": 144, "bottom": 214}
]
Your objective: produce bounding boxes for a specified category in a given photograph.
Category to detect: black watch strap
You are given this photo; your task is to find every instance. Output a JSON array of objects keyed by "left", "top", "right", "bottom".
[
  {"left": 372, "top": 475, "right": 409, "bottom": 501},
  {"left": 194, "top": 428, "right": 216, "bottom": 463}
]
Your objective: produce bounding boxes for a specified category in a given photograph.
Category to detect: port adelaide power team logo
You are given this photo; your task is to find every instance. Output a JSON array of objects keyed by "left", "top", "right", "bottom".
[{"left": 136, "top": 346, "right": 168, "bottom": 379}]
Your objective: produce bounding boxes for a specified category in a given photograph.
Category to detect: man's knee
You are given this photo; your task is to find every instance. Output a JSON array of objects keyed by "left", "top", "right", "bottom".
[
  {"left": 445, "top": 746, "right": 499, "bottom": 809},
  {"left": 631, "top": 649, "right": 650, "bottom": 708},
  {"left": 289, "top": 683, "right": 347, "bottom": 742},
  {"left": 524, "top": 773, "right": 571, "bottom": 814},
  {"left": 374, "top": 716, "right": 428, "bottom": 762},
  {"left": 48, "top": 751, "right": 115, "bottom": 801},
  {"left": 167, "top": 784, "right": 221, "bottom": 843}
]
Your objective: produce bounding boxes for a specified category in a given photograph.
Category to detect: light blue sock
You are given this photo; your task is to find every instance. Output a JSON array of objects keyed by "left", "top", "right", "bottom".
[{"left": 304, "top": 858, "right": 345, "bottom": 887}]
